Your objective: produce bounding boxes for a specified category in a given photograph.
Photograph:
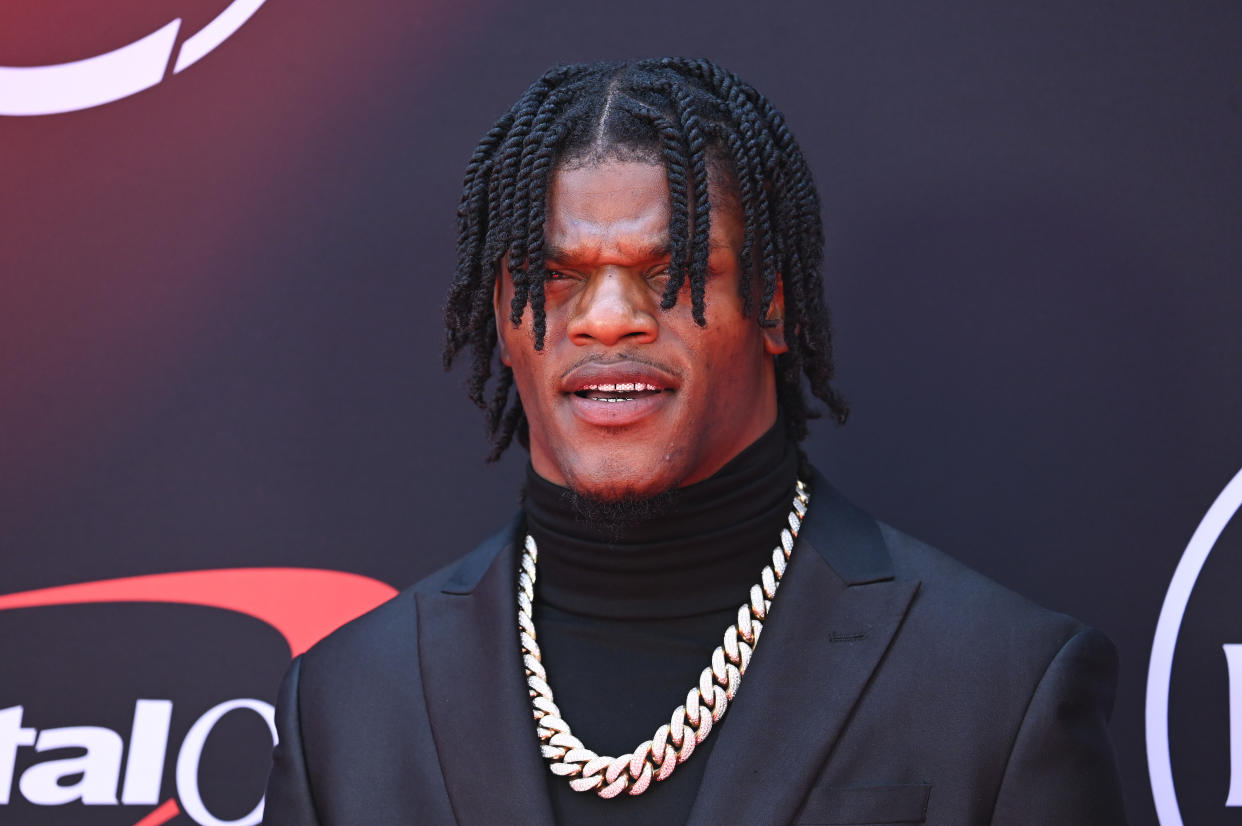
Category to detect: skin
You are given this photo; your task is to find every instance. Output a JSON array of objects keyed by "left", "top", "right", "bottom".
[{"left": 494, "top": 159, "right": 786, "bottom": 501}]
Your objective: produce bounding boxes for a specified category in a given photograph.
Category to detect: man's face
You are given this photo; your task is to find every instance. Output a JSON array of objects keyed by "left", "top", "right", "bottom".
[{"left": 494, "top": 159, "right": 787, "bottom": 501}]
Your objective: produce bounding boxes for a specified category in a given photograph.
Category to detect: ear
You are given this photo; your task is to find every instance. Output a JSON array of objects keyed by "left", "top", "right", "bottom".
[
  {"left": 762, "top": 275, "right": 789, "bottom": 356},
  {"left": 492, "top": 266, "right": 512, "bottom": 366}
]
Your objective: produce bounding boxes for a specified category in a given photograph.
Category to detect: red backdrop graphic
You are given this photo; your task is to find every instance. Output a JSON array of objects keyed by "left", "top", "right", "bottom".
[{"left": 0, "top": 569, "right": 398, "bottom": 658}]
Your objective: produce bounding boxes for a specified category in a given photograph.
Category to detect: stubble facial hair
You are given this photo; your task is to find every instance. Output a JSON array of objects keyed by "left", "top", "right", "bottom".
[{"left": 561, "top": 487, "right": 681, "bottom": 542}]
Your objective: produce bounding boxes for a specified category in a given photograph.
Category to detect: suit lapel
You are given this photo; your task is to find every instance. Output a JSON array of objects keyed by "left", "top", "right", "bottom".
[
  {"left": 687, "top": 474, "right": 920, "bottom": 826},
  {"left": 417, "top": 517, "right": 556, "bottom": 825}
]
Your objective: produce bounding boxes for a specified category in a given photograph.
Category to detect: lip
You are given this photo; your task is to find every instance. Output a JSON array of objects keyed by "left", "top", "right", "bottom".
[
  {"left": 560, "top": 361, "right": 680, "bottom": 393},
  {"left": 560, "top": 360, "right": 679, "bottom": 428}
]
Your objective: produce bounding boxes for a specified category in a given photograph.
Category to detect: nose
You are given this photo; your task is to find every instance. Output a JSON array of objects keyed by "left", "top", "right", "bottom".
[{"left": 566, "top": 271, "right": 658, "bottom": 347}]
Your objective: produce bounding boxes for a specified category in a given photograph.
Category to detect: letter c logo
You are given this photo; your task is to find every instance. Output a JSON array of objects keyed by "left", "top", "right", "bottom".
[
  {"left": 176, "top": 699, "right": 276, "bottom": 826},
  {"left": 0, "top": 0, "right": 268, "bottom": 116}
]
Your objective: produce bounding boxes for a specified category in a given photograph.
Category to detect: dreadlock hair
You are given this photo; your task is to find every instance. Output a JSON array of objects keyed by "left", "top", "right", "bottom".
[{"left": 443, "top": 57, "right": 848, "bottom": 462}]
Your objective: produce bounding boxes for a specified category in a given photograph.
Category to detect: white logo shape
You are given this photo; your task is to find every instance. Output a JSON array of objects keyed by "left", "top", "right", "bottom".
[
  {"left": 1147, "top": 465, "right": 1242, "bottom": 825},
  {"left": 0, "top": 0, "right": 267, "bottom": 116}
]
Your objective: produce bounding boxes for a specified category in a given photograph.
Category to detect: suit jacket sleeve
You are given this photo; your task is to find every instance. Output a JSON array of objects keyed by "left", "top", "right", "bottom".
[
  {"left": 990, "top": 628, "right": 1127, "bottom": 825},
  {"left": 263, "top": 657, "right": 323, "bottom": 826}
]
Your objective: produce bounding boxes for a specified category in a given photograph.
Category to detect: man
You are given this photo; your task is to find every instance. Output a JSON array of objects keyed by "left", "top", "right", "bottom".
[{"left": 264, "top": 58, "right": 1126, "bottom": 824}]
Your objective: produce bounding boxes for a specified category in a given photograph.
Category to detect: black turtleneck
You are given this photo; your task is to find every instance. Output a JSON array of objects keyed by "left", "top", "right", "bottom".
[{"left": 523, "top": 422, "right": 799, "bottom": 824}]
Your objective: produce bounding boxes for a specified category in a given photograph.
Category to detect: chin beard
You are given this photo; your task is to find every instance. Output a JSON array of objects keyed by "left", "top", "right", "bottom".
[{"left": 562, "top": 486, "right": 681, "bottom": 541}]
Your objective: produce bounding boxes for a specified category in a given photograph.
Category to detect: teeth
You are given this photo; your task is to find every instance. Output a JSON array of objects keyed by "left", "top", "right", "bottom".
[{"left": 579, "top": 383, "right": 661, "bottom": 392}]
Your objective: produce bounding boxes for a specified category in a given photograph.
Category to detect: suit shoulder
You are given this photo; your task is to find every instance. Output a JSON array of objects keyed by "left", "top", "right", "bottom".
[
  {"left": 867, "top": 519, "right": 1120, "bottom": 745},
  {"left": 296, "top": 585, "right": 416, "bottom": 676},
  {"left": 877, "top": 520, "right": 1096, "bottom": 653},
  {"left": 299, "top": 517, "right": 518, "bottom": 673}
]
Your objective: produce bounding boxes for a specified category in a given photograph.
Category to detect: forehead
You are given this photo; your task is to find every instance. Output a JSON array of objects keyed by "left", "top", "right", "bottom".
[
  {"left": 544, "top": 159, "right": 740, "bottom": 259},
  {"left": 547, "top": 161, "right": 669, "bottom": 233}
]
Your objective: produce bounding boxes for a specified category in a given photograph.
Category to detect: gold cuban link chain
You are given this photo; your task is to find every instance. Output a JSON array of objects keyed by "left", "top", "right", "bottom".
[{"left": 518, "top": 479, "right": 810, "bottom": 798}]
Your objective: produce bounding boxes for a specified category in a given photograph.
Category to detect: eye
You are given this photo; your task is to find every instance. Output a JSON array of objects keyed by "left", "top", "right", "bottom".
[
  {"left": 546, "top": 269, "right": 566, "bottom": 280},
  {"left": 646, "top": 268, "right": 684, "bottom": 297}
]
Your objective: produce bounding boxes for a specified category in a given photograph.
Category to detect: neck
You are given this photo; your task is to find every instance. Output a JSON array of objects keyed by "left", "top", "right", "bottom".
[{"left": 522, "top": 421, "right": 799, "bottom": 619}]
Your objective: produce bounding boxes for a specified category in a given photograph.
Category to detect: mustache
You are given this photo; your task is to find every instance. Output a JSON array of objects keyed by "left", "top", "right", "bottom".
[{"left": 558, "top": 352, "right": 682, "bottom": 382}]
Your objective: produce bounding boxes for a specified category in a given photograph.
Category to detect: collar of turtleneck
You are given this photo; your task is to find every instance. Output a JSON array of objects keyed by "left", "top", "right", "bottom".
[{"left": 522, "top": 420, "right": 800, "bottom": 620}]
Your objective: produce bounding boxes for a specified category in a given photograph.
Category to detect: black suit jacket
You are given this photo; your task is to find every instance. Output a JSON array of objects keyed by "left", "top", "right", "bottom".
[{"left": 263, "top": 472, "right": 1126, "bottom": 825}]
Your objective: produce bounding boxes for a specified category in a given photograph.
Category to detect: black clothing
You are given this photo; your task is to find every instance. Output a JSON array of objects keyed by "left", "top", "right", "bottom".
[
  {"left": 524, "top": 421, "right": 798, "bottom": 823},
  {"left": 264, "top": 465, "right": 1127, "bottom": 825}
]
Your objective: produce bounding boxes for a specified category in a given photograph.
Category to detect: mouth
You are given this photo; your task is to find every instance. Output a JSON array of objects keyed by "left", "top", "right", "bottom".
[
  {"left": 572, "top": 382, "right": 668, "bottom": 403},
  {"left": 561, "top": 363, "right": 679, "bottom": 427}
]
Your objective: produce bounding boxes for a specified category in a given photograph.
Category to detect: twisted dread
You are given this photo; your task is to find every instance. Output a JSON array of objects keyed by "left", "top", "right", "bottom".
[{"left": 443, "top": 58, "right": 848, "bottom": 461}]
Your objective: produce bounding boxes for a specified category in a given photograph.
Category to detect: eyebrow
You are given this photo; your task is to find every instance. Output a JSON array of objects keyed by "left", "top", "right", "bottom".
[
  {"left": 543, "top": 237, "right": 730, "bottom": 264},
  {"left": 544, "top": 239, "right": 672, "bottom": 264}
]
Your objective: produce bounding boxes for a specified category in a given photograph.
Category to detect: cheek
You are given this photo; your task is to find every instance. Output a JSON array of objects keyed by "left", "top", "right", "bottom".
[{"left": 703, "top": 330, "right": 765, "bottom": 382}]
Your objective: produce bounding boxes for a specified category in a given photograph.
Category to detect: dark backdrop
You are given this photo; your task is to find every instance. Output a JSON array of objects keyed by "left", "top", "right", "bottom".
[{"left": 2, "top": 2, "right": 1240, "bottom": 824}]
